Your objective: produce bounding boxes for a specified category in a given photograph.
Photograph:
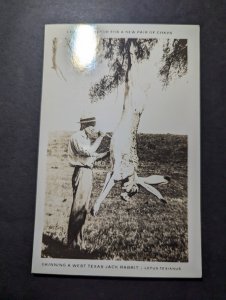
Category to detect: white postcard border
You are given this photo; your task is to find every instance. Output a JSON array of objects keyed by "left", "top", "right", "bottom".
[{"left": 32, "top": 24, "right": 201, "bottom": 278}]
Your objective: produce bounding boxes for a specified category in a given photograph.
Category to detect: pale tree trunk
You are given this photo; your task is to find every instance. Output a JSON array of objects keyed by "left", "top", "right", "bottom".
[
  {"left": 110, "top": 87, "right": 141, "bottom": 180},
  {"left": 110, "top": 43, "right": 143, "bottom": 198}
]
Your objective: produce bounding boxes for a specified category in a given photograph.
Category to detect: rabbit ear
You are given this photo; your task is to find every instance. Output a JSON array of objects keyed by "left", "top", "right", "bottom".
[
  {"left": 136, "top": 177, "right": 165, "bottom": 201},
  {"left": 139, "top": 175, "right": 170, "bottom": 185}
]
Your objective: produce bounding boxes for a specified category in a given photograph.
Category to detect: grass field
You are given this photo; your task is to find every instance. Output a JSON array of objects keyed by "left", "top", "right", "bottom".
[{"left": 42, "top": 132, "right": 188, "bottom": 262}]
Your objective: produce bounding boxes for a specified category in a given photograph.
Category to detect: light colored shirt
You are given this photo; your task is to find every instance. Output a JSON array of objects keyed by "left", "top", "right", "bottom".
[{"left": 68, "top": 130, "right": 99, "bottom": 168}]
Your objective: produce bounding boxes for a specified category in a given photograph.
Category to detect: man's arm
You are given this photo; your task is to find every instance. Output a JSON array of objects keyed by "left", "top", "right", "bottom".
[
  {"left": 95, "top": 150, "right": 110, "bottom": 161},
  {"left": 88, "top": 135, "right": 105, "bottom": 155},
  {"left": 71, "top": 133, "right": 105, "bottom": 157}
]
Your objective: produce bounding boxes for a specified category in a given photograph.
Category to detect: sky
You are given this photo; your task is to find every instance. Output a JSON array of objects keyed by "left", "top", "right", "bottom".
[{"left": 41, "top": 25, "right": 195, "bottom": 135}]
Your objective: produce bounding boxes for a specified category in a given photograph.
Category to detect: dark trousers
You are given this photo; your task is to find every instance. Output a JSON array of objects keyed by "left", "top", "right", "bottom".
[{"left": 67, "top": 166, "right": 93, "bottom": 248}]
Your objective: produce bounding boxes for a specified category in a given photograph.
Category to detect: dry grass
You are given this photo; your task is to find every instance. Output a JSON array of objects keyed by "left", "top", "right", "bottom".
[{"left": 42, "top": 132, "right": 188, "bottom": 262}]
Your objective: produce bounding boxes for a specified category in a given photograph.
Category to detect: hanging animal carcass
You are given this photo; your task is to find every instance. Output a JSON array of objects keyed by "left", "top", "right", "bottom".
[{"left": 91, "top": 83, "right": 169, "bottom": 216}]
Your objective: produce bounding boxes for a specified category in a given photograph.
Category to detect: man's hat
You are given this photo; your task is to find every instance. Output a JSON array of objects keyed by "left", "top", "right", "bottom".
[{"left": 79, "top": 116, "right": 96, "bottom": 124}]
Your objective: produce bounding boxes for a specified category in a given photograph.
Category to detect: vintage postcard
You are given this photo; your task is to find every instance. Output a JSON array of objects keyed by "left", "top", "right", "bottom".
[{"left": 32, "top": 24, "right": 201, "bottom": 277}]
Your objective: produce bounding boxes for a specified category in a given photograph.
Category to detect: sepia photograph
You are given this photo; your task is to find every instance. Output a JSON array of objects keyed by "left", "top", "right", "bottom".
[{"left": 32, "top": 24, "right": 201, "bottom": 277}]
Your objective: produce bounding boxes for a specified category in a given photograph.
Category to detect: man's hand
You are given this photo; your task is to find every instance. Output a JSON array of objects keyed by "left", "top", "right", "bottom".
[
  {"left": 95, "top": 151, "right": 110, "bottom": 161},
  {"left": 98, "top": 131, "right": 106, "bottom": 138},
  {"left": 86, "top": 160, "right": 94, "bottom": 169}
]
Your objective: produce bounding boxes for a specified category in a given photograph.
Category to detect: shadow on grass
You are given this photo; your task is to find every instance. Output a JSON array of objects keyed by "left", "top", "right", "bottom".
[{"left": 42, "top": 234, "right": 105, "bottom": 259}]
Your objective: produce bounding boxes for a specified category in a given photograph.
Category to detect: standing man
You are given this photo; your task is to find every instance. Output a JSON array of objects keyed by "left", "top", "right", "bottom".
[{"left": 67, "top": 116, "right": 108, "bottom": 249}]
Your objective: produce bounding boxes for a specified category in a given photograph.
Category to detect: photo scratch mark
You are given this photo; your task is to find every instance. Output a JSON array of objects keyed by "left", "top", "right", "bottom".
[{"left": 52, "top": 37, "right": 67, "bottom": 81}]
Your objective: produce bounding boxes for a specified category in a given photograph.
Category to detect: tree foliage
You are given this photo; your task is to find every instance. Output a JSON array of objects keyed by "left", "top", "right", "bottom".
[
  {"left": 89, "top": 38, "right": 187, "bottom": 102},
  {"left": 159, "top": 39, "right": 188, "bottom": 87}
]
